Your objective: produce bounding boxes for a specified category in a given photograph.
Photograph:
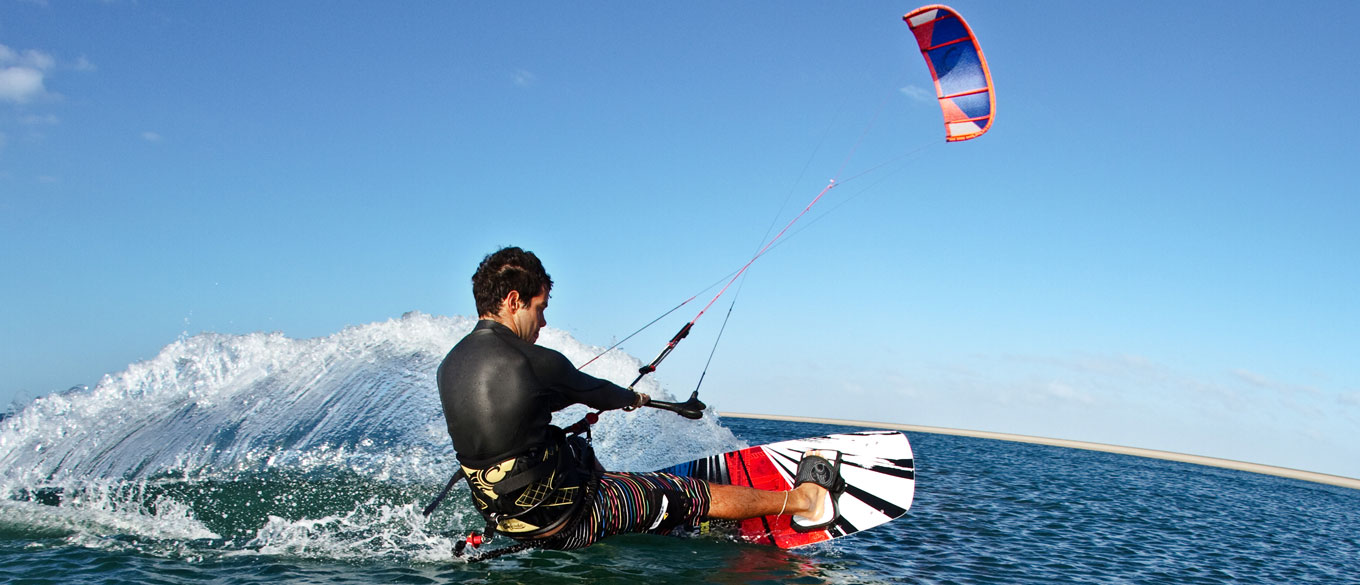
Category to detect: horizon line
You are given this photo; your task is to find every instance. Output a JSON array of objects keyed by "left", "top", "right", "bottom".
[{"left": 717, "top": 412, "right": 1360, "bottom": 491}]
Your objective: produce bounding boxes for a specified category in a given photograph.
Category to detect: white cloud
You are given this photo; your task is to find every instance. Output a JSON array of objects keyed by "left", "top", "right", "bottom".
[
  {"left": 512, "top": 68, "right": 536, "bottom": 87},
  {"left": 141, "top": 131, "right": 163, "bottom": 142},
  {"left": 22, "top": 51, "right": 54, "bottom": 71},
  {"left": 0, "top": 45, "right": 91, "bottom": 105},
  {"left": 0, "top": 67, "right": 47, "bottom": 104},
  {"left": 0, "top": 44, "right": 58, "bottom": 104},
  {"left": 0, "top": 45, "right": 56, "bottom": 71},
  {"left": 899, "top": 84, "right": 934, "bottom": 103}
]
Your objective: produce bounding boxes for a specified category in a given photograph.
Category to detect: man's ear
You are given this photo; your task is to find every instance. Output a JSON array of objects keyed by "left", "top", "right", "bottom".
[{"left": 500, "top": 289, "right": 523, "bottom": 313}]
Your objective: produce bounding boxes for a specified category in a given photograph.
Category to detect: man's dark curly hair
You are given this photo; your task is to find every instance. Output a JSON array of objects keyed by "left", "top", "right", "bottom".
[{"left": 471, "top": 247, "right": 553, "bottom": 317}]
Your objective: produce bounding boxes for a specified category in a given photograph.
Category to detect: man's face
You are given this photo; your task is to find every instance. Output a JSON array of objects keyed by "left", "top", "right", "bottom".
[{"left": 511, "top": 286, "right": 549, "bottom": 343}]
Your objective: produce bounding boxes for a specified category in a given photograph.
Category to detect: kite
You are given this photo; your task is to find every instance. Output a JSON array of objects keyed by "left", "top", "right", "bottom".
[{"left": 904, "top": 5, "right": 995, "bottom": 141}]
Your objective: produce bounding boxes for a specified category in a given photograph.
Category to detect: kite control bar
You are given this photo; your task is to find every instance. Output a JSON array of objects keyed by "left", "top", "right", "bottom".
[{"left": 644, "top": 391, "right": 706, "bottom": 420}]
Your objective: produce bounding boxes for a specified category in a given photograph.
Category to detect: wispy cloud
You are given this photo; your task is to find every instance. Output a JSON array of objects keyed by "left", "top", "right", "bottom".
[
  {"left": 1230, "top": 368, "right": 1321, "bottom": 399},
  {"left": 899, "top": 84, "right": 934, "bottom": 103},
  {"left": 141, "top": 131, "right": 163, "bottom": 142},
  {"left": 771, "top": 348, "right": 1357, "bottom": 475},
  {"left": 912, "top": 351, "right": 1355, "bottom": 429},
  {"left": 19, "top": 113, "right": 59, "bottom": 125},
  {"left": 1042, "top": 381, "right": 1097, "bottom": 405},
  {"left": 0, "top": 45, "right": 55, "bottom": 70},
  {"left": 1339, "top": 392, "right": 1360, "bottom": 426},
  {"left": 512, "top": 68, "right": 537, "bottom": 88}
]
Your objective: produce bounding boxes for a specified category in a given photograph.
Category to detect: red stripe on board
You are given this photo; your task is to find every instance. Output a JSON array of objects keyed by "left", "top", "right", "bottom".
[
  {"left": 740, "top": 447, "right": 831, "bottom": 548},
  {"left": 725, "top": 449, "right": 775, "bottom": 546}
]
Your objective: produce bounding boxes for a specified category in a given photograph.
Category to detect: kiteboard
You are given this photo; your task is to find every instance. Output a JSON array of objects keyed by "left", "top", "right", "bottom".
[{"left": 654, "top": 430, "right": 915, "bottom": 548}]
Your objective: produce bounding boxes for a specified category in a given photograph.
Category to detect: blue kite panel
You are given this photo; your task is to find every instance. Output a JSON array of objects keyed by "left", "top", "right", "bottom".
[
  {"left": 928, "top": 16, "right": 970, "bottom": 47},
  {"left": 952, "top": 90, "right": 992, "bottom": 120},
  {"left": 929, "top": 42, "right": 986, "bottom": 96}
]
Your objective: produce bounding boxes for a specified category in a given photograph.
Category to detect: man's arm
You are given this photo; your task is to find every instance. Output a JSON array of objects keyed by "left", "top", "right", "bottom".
[{"left": 536, "top": 348, "right": 639, "bottom": 411}]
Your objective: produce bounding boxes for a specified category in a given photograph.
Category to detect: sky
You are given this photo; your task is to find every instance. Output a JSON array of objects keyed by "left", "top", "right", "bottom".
[{"left": 2, "top": 1, "right": 1357, "bottom": 478}]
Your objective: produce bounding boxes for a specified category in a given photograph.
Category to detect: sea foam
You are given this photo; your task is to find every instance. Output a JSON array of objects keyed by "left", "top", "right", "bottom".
[{"left": 0, "top": 312, "right": 741, "bottom": 492}]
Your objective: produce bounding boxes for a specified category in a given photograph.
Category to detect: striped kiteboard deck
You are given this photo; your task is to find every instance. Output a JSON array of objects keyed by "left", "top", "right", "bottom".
[{"left": 655, "top": 430, "right": 915, "bottom": 548}]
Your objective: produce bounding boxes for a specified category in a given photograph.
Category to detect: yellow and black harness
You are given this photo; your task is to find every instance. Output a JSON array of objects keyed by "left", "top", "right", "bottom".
[{"left": 424, "top": 427, "right": 597, "bottom": 543}]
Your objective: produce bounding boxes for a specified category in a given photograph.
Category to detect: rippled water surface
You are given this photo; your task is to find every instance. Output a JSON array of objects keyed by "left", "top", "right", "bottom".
[
  {"left": 5, "top": 417, "right": 1357, "bottom": 584},
  {"left": 2, "top": 317, "right": 1357, "bottom": 584}
]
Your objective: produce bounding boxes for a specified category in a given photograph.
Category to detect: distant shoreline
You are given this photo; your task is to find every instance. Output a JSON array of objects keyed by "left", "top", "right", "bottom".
[{"left": 718, "top": 412, "right": 1360, "bottom": 491}]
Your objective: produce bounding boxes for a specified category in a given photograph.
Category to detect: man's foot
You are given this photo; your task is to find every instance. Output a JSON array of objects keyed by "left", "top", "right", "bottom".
[{"left": 790, "top": 450, "right": 845, "bottom": 532}]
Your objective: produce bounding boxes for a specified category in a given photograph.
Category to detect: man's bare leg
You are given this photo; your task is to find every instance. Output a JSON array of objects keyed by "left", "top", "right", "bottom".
[{"left": 706, "top": 482, "right": 827, "bottom": 521}]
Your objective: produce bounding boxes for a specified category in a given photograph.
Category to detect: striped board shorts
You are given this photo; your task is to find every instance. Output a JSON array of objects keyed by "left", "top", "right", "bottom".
[{"left": 542, "top": 471, "right": 712, "bottom": 550}]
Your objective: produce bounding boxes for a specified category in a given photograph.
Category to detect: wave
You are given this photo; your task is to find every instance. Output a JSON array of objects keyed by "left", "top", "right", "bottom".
[{"left": 0, "top": 313, "right": 741, "bottom": 559}]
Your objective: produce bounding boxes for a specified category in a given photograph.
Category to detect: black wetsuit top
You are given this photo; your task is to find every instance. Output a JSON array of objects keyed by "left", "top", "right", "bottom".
[{"left": 437, "top": 319, "right": 635, "bottom": 468}]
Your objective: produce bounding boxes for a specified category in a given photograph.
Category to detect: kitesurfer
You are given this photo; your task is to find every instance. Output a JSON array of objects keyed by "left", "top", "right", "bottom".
[{"left": 437, "top": 246, "right": 846, "bottom": 550}]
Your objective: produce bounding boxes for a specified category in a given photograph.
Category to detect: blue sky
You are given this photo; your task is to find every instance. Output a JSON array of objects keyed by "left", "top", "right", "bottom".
[{"left": 2, "top": 2, "right": 1357, "bottom": 477}]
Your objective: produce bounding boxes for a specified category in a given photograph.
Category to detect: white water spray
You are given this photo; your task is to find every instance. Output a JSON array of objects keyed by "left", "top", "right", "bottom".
[{"left": 0, "top": 313, "right": 742, "bottom": 555}]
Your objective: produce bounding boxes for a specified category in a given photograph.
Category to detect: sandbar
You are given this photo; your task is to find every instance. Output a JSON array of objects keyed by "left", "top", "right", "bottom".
[{"left": 718, "top": 412, "right": 1360, "bottom": 491}]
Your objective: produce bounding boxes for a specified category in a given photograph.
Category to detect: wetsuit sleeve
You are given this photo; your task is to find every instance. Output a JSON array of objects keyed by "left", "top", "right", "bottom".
[{"left": 533, "top": 348, "right": 637, "bottom": 411}]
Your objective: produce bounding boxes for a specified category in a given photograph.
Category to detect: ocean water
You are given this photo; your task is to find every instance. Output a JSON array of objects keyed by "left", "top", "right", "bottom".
[{"left": 2, "top": 314, "right": 1358, "bottom": 584}]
